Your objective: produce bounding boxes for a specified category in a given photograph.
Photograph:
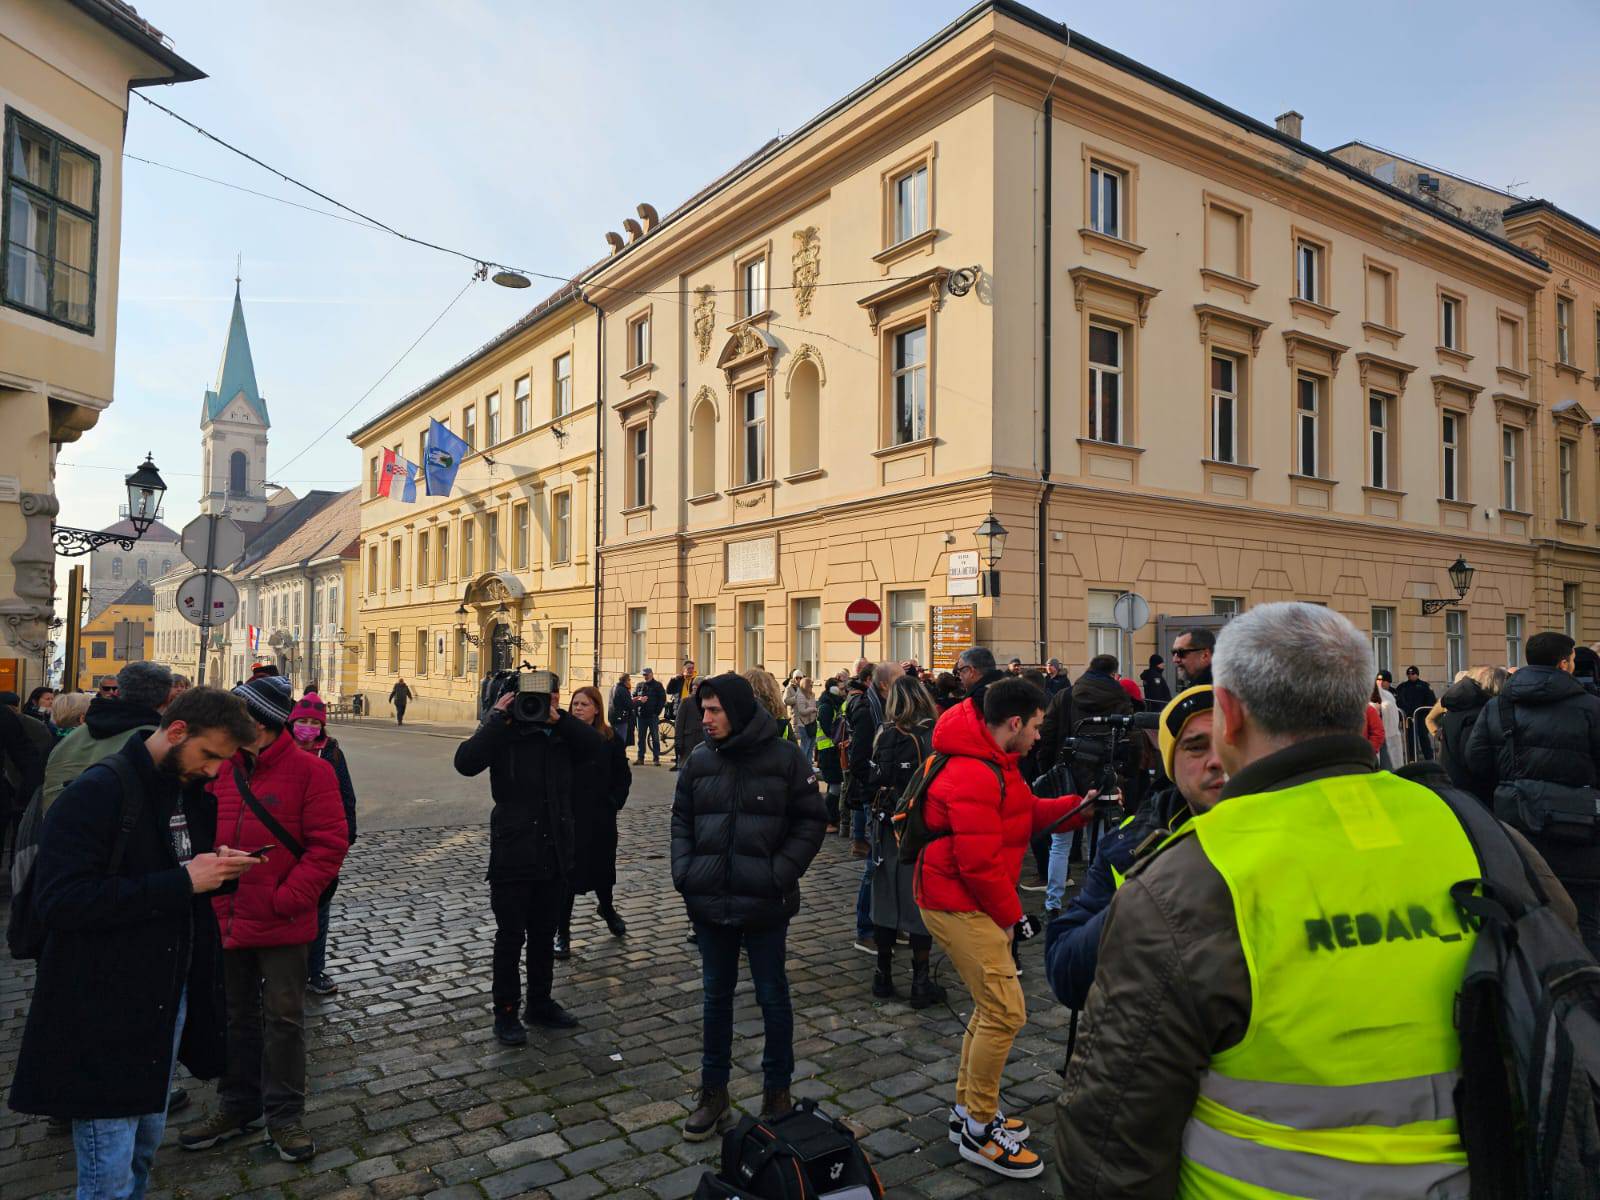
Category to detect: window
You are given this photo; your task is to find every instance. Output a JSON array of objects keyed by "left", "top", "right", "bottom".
[
  {"left": 1368, "top": 392, "right": 1394, "bottom": 489},
  {"left": 695, "top": 604, "right": 717, "bottom": 672},
  {"left": 888, "top": 591, "right": 926, "bottom": 662},
  {"left": 513, "top": 503, "right": 529, "bottom": 569},
  {"left": 3, "top": 111, "right": 99, "bottom": 330},
  {"left": 485, "top": 511, "right": 500, "bottom": 570},
  {"left": 161, "top": 559, "right": 171, "bottom": 576},
  {"left": 1506, "top": 613, "right": 1525, "bottom": 670},
  {"left": 111, "top": 557, "right": 122, "bottom": 579},
  {"left": 690, "top": 395, "right": 716, "bottom": 496},
  {"left": 365, "top": 631, "right": 376, "bottom": 665},
  {"left": 1441, "top": 294, "right": 1462, "bottom": 351},
  {"left": 1445, "top": 610, "right": 1467, "bottom": 679},
  {"left": 1203, "top": 196, "right": 1247, "bottom": 280},
  {"left": 627, "top": 607, "right": 647, "bottom": 673},
  {"left": 1370, "top": 606, "right": 1394, "bottom": 676},
  {"left": 1595, "top": 312, "right": 1600, "bottom": 377},
  {"left": 1088, "top": 162, "right": 1124, "bottom": 238},
  {"left": 741, "top": 602, "right": 766, "bottom": 669},
  {"left": 740, "top": 387, "right": 767, "bottom": 485},
  {"left": 1557, "top": 297, "right": 1573, "bottom": 364},
  {"left": 416, "top": 630, "right": 428, "bottom": 676},
  {"left": 1211, "top": 353, "right": 1239, "bottom": 464},
  {"left": 513, "top": 375, "right": 530, "bottom": 435},
  {"left": 229, "top": 452, "right": 248, "bottom": 495},
  {"left": 551, "top": 627, "right": 569, "bottom": 684},
  {"left": 454, "top": 627, "right": 467, "bottom": 677},
  {"left": 627, "top": 423, "right": 649, "bottom": 508},
  {"left": 462, "top": 404, "right": 477, "bottom": 450},
  {"left": 552, "top": 491, "right": 571, "bottom": 564},
  {"left": 462, "top": 518, "right": 475, "bottom": 576},
  {"left": 389, "top": 539, "right": 402, "bottom": 591},
  {"left": 891, "top": 324, "right": 928, "bottom": 445},
  {"left": 388, "top": 631, "right": 400, "bottom": 672},
  {"left": 1566, "top": 584, "right": 1581, "bottom": 641},
  {"left": 1502, "top": 425, "right": 1523, "bottom": 510},
  {"left": 485, "top": 391, "right": 500, "bottom": 445},
  {"left": 628, "top": 312, "right": 651, "bottom": 370},
  {"left": 1441, "top": 411, "right": 1462, "bottom": 502},
  {"left": 437, "top": 524, "right": 450, "bottom": 582},
  {"left": 892, "top": 164, "right": 929, "bottom": 245},
  {"left": 793, "top": 598, "right": 821, "bottom": 680},
  {"left": 553, "top": 353, "right": 572, "bottom": 417},
  {"left": 1087, "top": 589, "right": 1122, "bottom": 659},
  {"left": 739, "top": 256, "right": 768, "bottom": 319},
  {"left": 1088, "top": 324, "right": 1123, "bottom": 444},
  {"left": 417, "top": 531, "right": 429, "bottom": 585},
  {"left": 1212, "top": 596, "right": 1243, "bottom": 617},
  {"left": 1295, "top": 239, "right": 1324, "bottom": 304},
  {"left": 1364, "top": 261, "right": 1395, "bottom": 328},
  {"left": 366, "top": 544, "right": 378, "bottom": 593},
  {"left": 1560, "top": 440, "right": 1576, "bottom": 520},
  {"left": 134, "top": 558, "right": 146, "bottom": 579},
  {"left": 1296, "top": 375, "right": 1322, "bottom": 477},
  {"left": 369, "top": 456, "right": 380, "bottom": 499},
  {"left": 90, "top": 640, "right": 106, "bottom": 658}
]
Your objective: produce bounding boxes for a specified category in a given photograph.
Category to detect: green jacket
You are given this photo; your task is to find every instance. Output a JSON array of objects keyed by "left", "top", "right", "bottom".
[{"left": 41, "top": 706, "right": 159, "bottom": 814}]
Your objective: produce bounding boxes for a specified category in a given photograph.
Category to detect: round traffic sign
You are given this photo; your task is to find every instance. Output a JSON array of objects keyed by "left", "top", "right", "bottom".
[
  {"left": 1112, "top": 591, "right": 1151, "bottom": 634},
  {"left": 844, "top": 598, "right": 882, "bottom": 636},
  {"left": 176, "top": 572, "right": 240, "bottom": 628}
]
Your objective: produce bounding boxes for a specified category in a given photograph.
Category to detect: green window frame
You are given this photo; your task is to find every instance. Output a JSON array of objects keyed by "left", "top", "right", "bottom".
[{"left": 3, "top": 108, "right": 101, "bottom": 333}]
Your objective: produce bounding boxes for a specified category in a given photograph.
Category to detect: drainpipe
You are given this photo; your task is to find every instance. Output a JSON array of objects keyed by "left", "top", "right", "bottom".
[
  {"left": 578, "top": 286, "right": 605, "bottom": 686},
  {"left": 1036, "top": 94, "right": 1055, "bottom": 662}
]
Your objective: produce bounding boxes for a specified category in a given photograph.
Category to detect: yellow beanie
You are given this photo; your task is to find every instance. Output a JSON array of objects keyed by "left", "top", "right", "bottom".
[{"left": 1159, "top": 686, "right": 1215, "bottom": 779}]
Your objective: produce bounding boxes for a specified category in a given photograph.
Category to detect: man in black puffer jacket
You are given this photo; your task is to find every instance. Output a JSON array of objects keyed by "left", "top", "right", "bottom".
[
  {"left": 1464, "top": 631, "right": 1600, "bottom": 958},
  {"left": 671, "top": 673, "right": 825, "bottom": 1141}
]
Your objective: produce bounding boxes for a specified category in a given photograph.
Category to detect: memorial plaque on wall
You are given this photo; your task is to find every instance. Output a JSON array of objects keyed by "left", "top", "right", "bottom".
[
  {"left": 930, "top": 604, "right": 976, "bottom": 670},
  {"left": 725, "top": 535, "right": 777, "bottom": 585}
]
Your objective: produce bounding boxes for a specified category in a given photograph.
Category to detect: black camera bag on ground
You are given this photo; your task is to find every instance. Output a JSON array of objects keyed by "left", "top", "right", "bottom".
[{"left": 712, "top": 1100, "right": 882, "bottom": 1200}]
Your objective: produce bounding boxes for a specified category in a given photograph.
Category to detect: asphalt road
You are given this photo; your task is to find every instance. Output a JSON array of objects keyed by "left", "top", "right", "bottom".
[{"left": 331, "top": 716, "right": 680, "bottom": 833}]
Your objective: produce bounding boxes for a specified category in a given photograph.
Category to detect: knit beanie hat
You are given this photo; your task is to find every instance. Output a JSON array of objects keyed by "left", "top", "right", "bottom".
[
  {"left": 233, "top": 674, "right": 293, "bottom": 727},
  {"left": 697, "top": 672, "right": 757, "bottom": 736},
  {"left": 1158, "top": 685, "right": 1214, "bottom": 780},
  {"left": 289, "top": 694, "right": 327, "bottom": 730}
]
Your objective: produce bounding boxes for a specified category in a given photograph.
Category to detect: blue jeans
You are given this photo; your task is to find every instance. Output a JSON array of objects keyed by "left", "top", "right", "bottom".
[
  {"left": 855, "top": 855, "right": 874, "bottom": 942},
  {"left": 73, "top": 989, "right": 185, "bottom": 1200},
  {"left": 695, "top": 920, "right": 793, "bottom": 1090},
  {"left": 1046, "top": 830, "right": 1075, "bottom": 910},
  {"left": 635, "top": 715, "right": 660, "bottom": 761},
  {"left": 307, "top": 885, "right": 335, "bottom": 979},
  {"left": 850, "top": 805, "right": 867, "bottom": 840}
]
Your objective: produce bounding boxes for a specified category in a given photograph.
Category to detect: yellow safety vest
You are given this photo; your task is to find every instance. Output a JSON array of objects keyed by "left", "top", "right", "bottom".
[{"left": 1176, "top": 771, "right": 1478, "bottom": 1199}]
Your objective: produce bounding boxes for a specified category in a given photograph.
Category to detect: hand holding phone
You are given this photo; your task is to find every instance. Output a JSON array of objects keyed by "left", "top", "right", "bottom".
[{"left": 243, "top": 844, "right": 276, "bottom": 859}]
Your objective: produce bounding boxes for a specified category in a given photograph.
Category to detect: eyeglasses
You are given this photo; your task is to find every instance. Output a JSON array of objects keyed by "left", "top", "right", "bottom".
[
  {"left": 100, "top": 685, "right": 119, "bottom": 694},
  {"left": 1171, "top": 648, "right": 1200, "bottom": 658}
]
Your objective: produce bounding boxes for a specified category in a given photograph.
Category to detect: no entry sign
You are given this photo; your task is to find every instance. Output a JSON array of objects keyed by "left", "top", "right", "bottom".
[{"left": 844, "top": 598, "right": 882, "bottom": 636}]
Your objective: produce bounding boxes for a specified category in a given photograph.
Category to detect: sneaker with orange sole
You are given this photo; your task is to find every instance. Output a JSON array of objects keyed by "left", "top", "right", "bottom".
[{"left": 958, "top": 1116, "right": 1044, "bottom": 1178}]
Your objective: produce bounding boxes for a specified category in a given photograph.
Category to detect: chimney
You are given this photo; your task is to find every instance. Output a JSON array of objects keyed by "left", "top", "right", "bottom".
[{"left": 1275, "top": 110, "right": 1304, "bottom": 141}]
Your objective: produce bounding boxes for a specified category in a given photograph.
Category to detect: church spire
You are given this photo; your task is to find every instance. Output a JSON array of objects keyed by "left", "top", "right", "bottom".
[{"left": 202, "top": 275, "right": 269, "bottom": 428}]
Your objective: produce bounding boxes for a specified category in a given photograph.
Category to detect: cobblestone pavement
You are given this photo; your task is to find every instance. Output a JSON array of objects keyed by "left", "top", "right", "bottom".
[{"left": 1, "top": 758, "right": 1074, "bottom": 1199}]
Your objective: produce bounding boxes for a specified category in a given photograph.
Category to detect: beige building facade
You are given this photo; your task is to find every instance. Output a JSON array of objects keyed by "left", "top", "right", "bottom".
[
  {"left": 349, "top": 291, "right": 600, "bottom": 723},
  {"left": 582, "top": 2, "right": 1561, "bottom": 689},
  {"left": 0, "top": 0, "right": 200, "bottom": 696}
]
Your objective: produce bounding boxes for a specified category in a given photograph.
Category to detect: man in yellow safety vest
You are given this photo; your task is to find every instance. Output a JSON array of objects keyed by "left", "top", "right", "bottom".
[{"left": 1056, "top": 601, "right": 1575, "bottom": 1198}]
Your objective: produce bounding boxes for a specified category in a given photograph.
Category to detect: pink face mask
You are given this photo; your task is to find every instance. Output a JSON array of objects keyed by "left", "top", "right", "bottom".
[{"left": 291, "top": 721, "right": 321, "bottom": 744}]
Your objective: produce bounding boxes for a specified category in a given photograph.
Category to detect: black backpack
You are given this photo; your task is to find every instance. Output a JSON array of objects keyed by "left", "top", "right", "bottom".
[
  {"left": 7, "top": 755, "right": 143, "bottom": 960},
  {"left": 702, "top": 1100, "right": 883, "bottom": 1200},
  {"left": 1483, "top": 695, "right": 1600, "bottom": 845},
  {"left": 889, "top": 753, "right": 1004, "bottom": 867},
  {"left": 1430, "top": 778, "right": 1600, "bottom": 1198}
]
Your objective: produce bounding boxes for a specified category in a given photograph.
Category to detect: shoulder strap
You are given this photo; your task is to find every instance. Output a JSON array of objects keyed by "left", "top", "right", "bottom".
[
  {"left": 101, "top": 755, "right": 145, "bottom": 875},
  {"left": 233, "top": 763, "right": 306, "bottom": 859},
  {"left": 1488, "top": 693, "right": 1518, "bottom": 770},
  {"left": 1428, "top": 779, "right": 1544, "bottom": 913}
]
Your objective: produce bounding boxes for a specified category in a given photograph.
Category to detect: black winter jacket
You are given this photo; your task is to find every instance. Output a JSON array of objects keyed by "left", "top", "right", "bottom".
[
  {"left": 868, "top": 719, "right": 933, "bottom": 810},
  {"left": 1463, "top": 665, "right": 1600, "bottom": 880},
  {"left": 670, "top": 706, "right": 826, "bottom": 929},
  {"left": 1393, "top": 678, "right": 1438, "bottom": 720},
  {"left": 1437, "top": 678, "right": 1492, "bottom": 804},
  {"left": 633, "top": 679, "right": 666, "bottom": 718},
  {"left": 815, "top": 685, "right": 847, "bottom": 785},
  {"left": 609, "top": 681, "right": 636, "bottom": 725},
  {"left": 569, "top": 730, "right": 631, "bottom": 894},
  {"left": 454, "top": 710, "right": 606, "bottom": 883},
  {"left": 846, "top": 688, "right": 885, "bottom": 794},
  {"left": 10, "top": 737, "right": 227, "bottom": 1118}
]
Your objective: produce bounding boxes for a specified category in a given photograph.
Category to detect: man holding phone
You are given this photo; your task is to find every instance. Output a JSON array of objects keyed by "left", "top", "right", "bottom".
[{"left": 10, "top": 687, "right": 262, "bottom": 1199}]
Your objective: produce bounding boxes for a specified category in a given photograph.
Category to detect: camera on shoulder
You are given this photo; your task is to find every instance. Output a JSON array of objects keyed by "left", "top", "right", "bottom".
[{"left": 481, "top": 668, "right": 559, "bottom": 723}]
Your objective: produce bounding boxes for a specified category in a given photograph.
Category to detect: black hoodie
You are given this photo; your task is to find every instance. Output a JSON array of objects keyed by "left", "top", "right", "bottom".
[{"left": 1436, "top": 676, "right": 1492, "bottom": 803}]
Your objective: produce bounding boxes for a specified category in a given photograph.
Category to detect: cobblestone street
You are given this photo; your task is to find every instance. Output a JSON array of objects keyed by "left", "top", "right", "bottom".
[{"left": 1, "top": 726, "right": 1072, "bottom": 1199}]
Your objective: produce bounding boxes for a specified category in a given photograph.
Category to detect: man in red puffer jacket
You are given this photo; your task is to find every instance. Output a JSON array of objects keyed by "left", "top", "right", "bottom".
[
  {"left": 916, "top": 677, "right": 1093, "bottom": 1181},
  {"left": 178, "top": 675, "right": 347, "bottom": 1165}
]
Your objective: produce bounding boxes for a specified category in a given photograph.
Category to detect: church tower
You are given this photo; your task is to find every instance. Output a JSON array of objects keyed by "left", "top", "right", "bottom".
[{"left": 200, "top": 278, "right": 270, "bottom": 522}]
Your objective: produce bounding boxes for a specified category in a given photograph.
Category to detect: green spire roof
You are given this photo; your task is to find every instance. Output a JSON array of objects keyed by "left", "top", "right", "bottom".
[{"left": 202, "top": 282, "right": 269, "bottom": 427}]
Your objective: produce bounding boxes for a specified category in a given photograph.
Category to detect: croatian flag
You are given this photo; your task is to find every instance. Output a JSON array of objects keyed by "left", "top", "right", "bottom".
[
  {"left": 423, "top": 418, "right": 469, "bottom": 497},
  {"left": 378, "top": 449, "right": 418, "bottom": 502},
  {"left": 247, "top": 624, "right": 260, "bottom": 653}
]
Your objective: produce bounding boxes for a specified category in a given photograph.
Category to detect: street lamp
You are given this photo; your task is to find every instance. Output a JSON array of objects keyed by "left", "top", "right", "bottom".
[
  {"left": 975, "top": 512, "right": 1008, "bottom": 598},
  {"left": 455, "top": 602, "right": 485, "bottom": 647},
  {"left": 1422, "top": 555, "right": 1475, "bottom": 615},
  {"left": 53, "top": 453, "right": 169, "bottom": 556}
]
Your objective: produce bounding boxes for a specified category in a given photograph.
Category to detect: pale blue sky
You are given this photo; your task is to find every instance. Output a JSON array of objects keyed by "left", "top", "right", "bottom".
[{"left": 56, "top": 0, "right": 1600, "bottom": 560}]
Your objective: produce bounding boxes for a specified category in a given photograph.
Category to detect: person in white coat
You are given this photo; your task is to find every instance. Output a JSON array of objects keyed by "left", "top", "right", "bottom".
[{"left": 1376, "top": 671, "right": 1404, "bottom": 766}]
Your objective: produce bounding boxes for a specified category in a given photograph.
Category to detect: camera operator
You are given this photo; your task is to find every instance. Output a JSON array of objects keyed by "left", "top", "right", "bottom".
[
  {"left": 453, "top": 672, "right": 604, "bottom": 1046},
  {"left": 1044, "top": 686, "right": 1224, "bottom": 1010}
]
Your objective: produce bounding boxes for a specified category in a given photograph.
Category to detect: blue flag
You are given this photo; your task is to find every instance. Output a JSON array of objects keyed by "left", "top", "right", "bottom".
[{"left": 423, "top": 417, "right": 469, "bottom": 497}]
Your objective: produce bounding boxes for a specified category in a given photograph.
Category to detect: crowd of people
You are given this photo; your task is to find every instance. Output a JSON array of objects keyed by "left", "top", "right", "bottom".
[{"left": 6, "top": 604, "right": 1598, "bottom": 1195}]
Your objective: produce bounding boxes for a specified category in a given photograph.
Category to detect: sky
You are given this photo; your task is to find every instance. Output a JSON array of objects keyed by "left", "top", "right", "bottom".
[{"left": 55, "top": 0, "right": 1600, "bottom": 583}]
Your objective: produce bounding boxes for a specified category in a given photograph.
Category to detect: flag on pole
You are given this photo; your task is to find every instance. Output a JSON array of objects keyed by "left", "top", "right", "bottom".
[
  {"left": 423, "top": 418, "right": 469, "bottom": 497},
  {"left": 378, "top": 449, "right": 419, "bottom": 502},
  {"left": 247, "top": 624, "right": 260, "bottom": 653}
]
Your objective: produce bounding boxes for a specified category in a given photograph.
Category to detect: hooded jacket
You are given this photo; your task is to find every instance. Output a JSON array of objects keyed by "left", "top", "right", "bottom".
[
  {"left": 1437, "top": 677, "right": 1492, "bottom": 802},
  {"left": 41, "top": 696, "right": 162, "bottom": 814},
  {"left": 209, "top": 731, "right": 348, "bottom": 948},
  {"left": 670, "top": 674, "right": 827, "bottom": 929},
  {"left": 915, "top": 698, "right": 1089, "bottom": 928},
  {"left": 1463, "top": 664, "right": 1600, "bottom": 881}
]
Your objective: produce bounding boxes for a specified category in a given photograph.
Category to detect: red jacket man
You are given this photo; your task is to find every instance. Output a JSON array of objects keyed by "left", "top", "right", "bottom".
[{"left": 916, "top": 676, "right": 1091, "bottom": 1181}]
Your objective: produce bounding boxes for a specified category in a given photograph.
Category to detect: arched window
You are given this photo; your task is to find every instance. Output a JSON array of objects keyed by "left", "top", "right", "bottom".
[
  {"left": 161, "top": 559, "right": 172, "bottom": 576},
  {"left": 690, "top": 392, "right": 717, "bottom": 498},
  {"left": 111, "top": 558, "right": 122, "bottom": 578},
  {"left": 137, "top": 559, "right": 148, "bottom": 578},
  {"left": 788, "top": 359, "right": 821, "bottom": 476},
  {"left": 229, "top": 451, "right": 248, "bottom": 495}
]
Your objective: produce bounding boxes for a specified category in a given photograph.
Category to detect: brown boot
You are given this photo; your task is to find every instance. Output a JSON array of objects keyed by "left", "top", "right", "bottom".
[
  {"left": 850, "top": 839, "right": 870, "bottom": 858},
  {"left": 760, "top": 1086, "right": 792, "bottom": 1120},
  {"left": 683, "top": 1085, "right": 731, "bottom": 1141}
]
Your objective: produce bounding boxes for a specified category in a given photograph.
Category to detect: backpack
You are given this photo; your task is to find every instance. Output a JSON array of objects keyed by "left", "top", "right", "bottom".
[
  {"left": 705, "top": 1099, "right": 883, "bottom": 1200},
  {"left": 1483, "top": 695, "right": 1600, "bottom": 845},
  {"left": 7, "top": 754, "right": 144, "bottom": 961},
  {"left": 890, "top": 752, "right": 1004, "bottom": 867},
  {"left": 1432, "top": 779, "right": 1600, "bottom": 1198}
]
